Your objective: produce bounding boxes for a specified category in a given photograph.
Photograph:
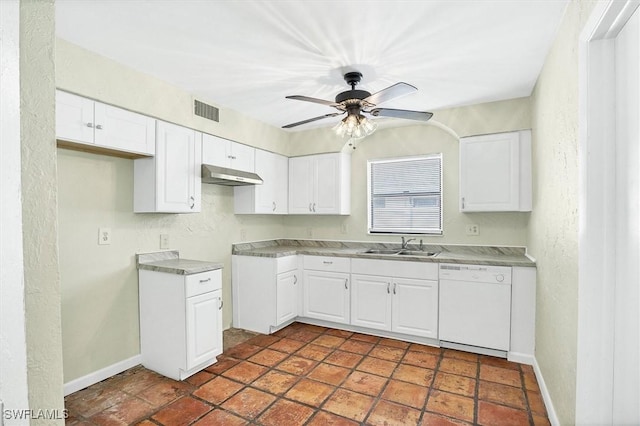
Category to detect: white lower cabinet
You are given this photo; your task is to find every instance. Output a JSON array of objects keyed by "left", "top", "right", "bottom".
[
  {"left": 302, "top": 256, "right": 351, "bottom": 324},
  {"left": 351, "top": 259, "right": 439, "bottom": 339},
  {"left": 232, "top": 255, "right": 299, "bottom": 334},
  {"left": 139, "top": 269, "right": 223, "bottom": 380}
]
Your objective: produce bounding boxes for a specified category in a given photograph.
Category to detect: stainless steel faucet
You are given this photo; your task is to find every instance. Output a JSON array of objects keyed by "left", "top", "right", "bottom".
[{"left": 401, "top": 236, "right": 416, "bottom": 249}]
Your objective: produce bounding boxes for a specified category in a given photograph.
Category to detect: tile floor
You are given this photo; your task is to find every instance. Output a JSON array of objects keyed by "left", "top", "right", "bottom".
[{"left": 65, "top": 322, "right": 549, "bottom": 425}]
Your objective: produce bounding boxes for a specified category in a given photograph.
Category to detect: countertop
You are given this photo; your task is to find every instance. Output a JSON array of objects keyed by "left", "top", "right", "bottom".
[
  {"left": 136, "top": 250, "right": 224, "bottom": 275},
  {"left": 232, "top": 239, "right": 535, "bottom": 267}
]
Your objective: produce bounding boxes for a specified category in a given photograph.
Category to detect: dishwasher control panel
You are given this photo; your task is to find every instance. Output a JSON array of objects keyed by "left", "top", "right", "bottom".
[{"left": 439, "top": 263, "right": 512, "bottom": 284}]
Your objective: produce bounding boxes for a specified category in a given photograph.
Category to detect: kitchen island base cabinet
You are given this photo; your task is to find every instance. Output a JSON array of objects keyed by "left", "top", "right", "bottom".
[
  {"left": 232, "top": 255, "right": 299, "bottom": 334},
  {"left": 139, "top": 269, "right": 222, "bottom": 381}
]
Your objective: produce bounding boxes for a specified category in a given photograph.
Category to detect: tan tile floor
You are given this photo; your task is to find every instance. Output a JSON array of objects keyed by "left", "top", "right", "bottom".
[{"left": 65, "top": 322, "right": 550, "bottom": 425}]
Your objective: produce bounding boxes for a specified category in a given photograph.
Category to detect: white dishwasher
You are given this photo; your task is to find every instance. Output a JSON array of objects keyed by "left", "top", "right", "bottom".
[{"left": 439, "top": 263, "right": 512, "bottom": 352}]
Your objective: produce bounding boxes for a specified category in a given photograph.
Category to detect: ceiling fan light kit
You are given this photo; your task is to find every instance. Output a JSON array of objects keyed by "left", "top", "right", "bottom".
[{"left": 283, "top": 71, "right": 433, "bottom": 140}]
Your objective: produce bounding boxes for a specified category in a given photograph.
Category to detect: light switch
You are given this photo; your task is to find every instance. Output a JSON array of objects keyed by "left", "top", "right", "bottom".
[{"left": 160, "top": 234, "right": 170, "bottom": 249}]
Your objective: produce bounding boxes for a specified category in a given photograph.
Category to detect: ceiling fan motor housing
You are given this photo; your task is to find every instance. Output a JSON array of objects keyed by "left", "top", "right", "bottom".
[{"left": 335, "top": 89, "right": 372, "bottom": 104}]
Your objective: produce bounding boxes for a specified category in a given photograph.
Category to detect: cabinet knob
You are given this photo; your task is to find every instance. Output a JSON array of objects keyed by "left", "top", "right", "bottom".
[
  {"left": 86, "top": 122, "right": 94, "bottom": 128},
  {"left": 95, "top": 124, "right": 103, "bottom": 130}
]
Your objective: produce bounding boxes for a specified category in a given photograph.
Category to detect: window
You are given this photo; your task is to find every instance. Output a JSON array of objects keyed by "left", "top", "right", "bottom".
[{"left": 367, "top": 154, "right": 442, "bottom": 234}]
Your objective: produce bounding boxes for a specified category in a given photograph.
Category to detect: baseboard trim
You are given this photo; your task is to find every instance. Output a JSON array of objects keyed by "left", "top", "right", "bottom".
[
  {"left": 63, "top": 354, "right": 142, "bottom": 396},
  {"left": 507, "top": 351, "right": 535, "bottom": 365},
  {"left": 533, "top": 358, "right": 560, "bottom": 426}
]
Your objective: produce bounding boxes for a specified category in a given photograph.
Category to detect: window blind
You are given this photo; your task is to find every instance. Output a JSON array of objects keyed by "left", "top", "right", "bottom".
[{"left": 368, "top": 154, "right": 442, "bottom": 234}]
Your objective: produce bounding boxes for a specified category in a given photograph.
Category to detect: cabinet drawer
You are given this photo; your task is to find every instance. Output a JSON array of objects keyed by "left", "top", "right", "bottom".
[
  {"left": 351, "top": 258, "right": 438, "bottom": 280},
  {"left": 277, "top": 255, "right": 298, "bottom": 273},
  {"left": 186, "top": 269, "right": 222, "bottom": 297},
  {"left": 303, "top": 255, "right": 350, "bottom": 273}
]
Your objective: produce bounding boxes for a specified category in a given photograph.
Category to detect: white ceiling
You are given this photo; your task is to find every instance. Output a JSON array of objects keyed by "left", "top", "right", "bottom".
[{"left": 55, "top": 0, "right": 568, "bottom": 131}]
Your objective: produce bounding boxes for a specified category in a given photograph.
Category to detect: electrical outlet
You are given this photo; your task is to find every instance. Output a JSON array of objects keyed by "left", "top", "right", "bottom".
[
  {"left": 466, "top": 224, "right": 479, "bottom": 236},
  {"left": 340, "top": 223, "right": 348, "bottom": 234},
  {"left": 306, "top": 228, "right": 313, "bottom": 238},
  {"left": 98, "top": 228, "right": 111, "bottom": 245},
  {"left": 240, "top": 229, "right": 247, "bottom": 241},
  {"left": 160, "top": 234, "right": 170, "bottom": 249}
]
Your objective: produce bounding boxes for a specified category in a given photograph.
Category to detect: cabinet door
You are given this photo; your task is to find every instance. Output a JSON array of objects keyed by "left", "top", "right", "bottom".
[
  {"left": 351, "top": 275, "right": 392, "bottom": 331},
  {"left": 186, "top": 290, "right": 222, "bottom": 370},
  {"left": 459, "top": 132, "right": 520, "bottom": 212},
  {"left": 56, "top": 90, "right": 95, "bottom": 144},
  {"left": 254, "top": 149, "right": 279, "bottom": 213},
  {"left": 202, "top": 133, "right": 230, "bottom": 167},
  {"left": 272, "top": 152, "right": 289, "bottom": 213},
  {"left": 276, "top": 270, "right": 298, "bottom": 325},
  {"left": 288, "top": 156, "right": 314, "bottom": 214},
  {"left": 95, "top": 103, "right": 155, "bottom": 155},
  {"left": 302, "top": 270, "right": 350, "bottom": 324},
  {"left": 314, "top": 154, "right": 341, "bottom": 214},
  {"left": 156, "top": 121, "right": 199, "bottom": 212},
  {"left": 392, "top": 278, "right": 438, "bottom": 338},
  {"left": 230, "top": 142, "right": 255, "bottom": 173}
]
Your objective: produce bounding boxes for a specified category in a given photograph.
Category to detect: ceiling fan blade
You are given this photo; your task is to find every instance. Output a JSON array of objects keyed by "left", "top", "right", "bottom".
[
  {"left": 282, "top": 112, "right": 343, "bottom": 129},
  {"left": 285, "top": 95, "right": 339, "bottom": 107},
  {"left": 369, "top": 108, "right": 433, "bottom": 122},
  {"left": 363, "top": 82, "right": 417, "bottom": 106}
]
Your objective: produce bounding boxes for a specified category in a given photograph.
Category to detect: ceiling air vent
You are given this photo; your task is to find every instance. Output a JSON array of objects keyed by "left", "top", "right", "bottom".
[{"left": 194, "top": 99, "right": 219, "bottom": 122}]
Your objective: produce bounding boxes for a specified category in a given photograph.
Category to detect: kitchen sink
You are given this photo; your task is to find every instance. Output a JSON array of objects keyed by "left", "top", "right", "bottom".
[
  {"left": 361, "top": 248, "right": 439, "bottom": 257},
  {"left": 397, "top": 250, "right": 439, "bottom": 257},
  {"left": 362, "top": 248, "right": 402, "bottom": 255}
]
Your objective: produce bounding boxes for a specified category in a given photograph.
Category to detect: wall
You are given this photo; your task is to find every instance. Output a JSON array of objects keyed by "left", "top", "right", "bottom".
[
  {"left": 528, "top": 0, "right": 597, "bottom": 424},
  {"left": 56, "top": 40, "right": 287, "bottom": 382},
  {"left": 285, "top": 97, "right": 532, "bottom": 246},
  {"left": 0, "top": 0, "right": 30, "bottom": 416},
  {"left": 20, "top": 0, "right": 65, "bottom": 421}
]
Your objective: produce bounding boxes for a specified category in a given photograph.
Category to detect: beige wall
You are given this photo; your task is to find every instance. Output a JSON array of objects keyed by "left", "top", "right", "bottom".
[
  {"left": 20, "top": 0, "right": 65, "bottom": 421},
  {"left": 528, "top": 0, "right": 597, "bottom": 424},
  {"left": 56, "top": 40, "right": 287, "bottom": 382},
  {"left": 285, "top": 98, "right": 532, "bottom": 246}
]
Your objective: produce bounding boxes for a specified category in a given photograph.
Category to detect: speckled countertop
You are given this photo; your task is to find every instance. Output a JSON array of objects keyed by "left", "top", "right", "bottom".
[
  {"left": 136, "top": 250, "right": 223, "bottom": 275},
  {"left": 232, "top": 239, "right": 535, "bottom": 267}
]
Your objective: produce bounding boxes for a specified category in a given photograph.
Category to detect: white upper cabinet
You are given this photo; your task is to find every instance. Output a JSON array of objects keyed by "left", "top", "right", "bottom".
[
  {"left": 201, "top": 133, "right": 255, "bottom": 173},
  {"left": 288, "top": 152, "right": 350, "bottom": 215},
  {"left": 134, "top": 121, "right": 201, "bottom": 213},
  {"left": 234, "top": 148, "right": 288, "bottom": 214},
  {"left": 56, "top": 90, "right": 155, "bottom": 157},
  {"left": 459, "top": 130, "right": 532, "bottom": 212}
]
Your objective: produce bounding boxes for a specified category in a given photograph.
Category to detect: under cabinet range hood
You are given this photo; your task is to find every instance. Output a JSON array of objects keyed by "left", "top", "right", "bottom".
[{"left": 201, "top": 164, "right": 263, "bottom": 186}]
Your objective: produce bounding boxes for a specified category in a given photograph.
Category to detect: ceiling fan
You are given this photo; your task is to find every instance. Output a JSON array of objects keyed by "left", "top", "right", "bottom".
[{"left": 282, "top": 71, "right": 433, "bottom": 138}]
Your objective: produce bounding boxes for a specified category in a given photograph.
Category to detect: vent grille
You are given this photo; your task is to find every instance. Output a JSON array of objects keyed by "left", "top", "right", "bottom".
[{"left": 194, "top": 99, "right": 219, "bottom": 122}]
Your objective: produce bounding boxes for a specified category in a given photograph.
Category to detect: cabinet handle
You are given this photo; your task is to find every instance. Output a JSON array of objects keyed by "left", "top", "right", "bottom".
[
  {"left": 199, "top": 278, "right": 211, "bottom": 284},
  {"left": 393, "top": 283, "right": 397, "bottom": 295},
  {"left": 189, "top": 196, "right": 195, "bottom": 209},
  {"left": 95, "top": 124, "right": 103, "bottom": 130},
  {"left": 313, "top": 203, "right": 316, "bottom": 212},
  {"left": 218, "top": 298, "right": 224, "bottom": 310},
  {"left": 461, "top": 197, "right": 465, "bottom": 209},
  {"left": 387, "top": 283, "right": 390, "bottom": 294},
  {"left": 227, "top": 155, "right": 233, "bottom": 159},
  {"left": 309, "top": 203, "right": 313, "bottom": 212},
  {"left": 344, "top": 279, "right": 348, "bottom": 290},
  {"left": 323, "top": 261, "right": 333, "bottom": 265},
  {"left": 293, "top": 275, "right": 297, "bottom": 285},
  {"left": 86, "top": 122, "right": 94, "bottom": 128},
  {"left": 272, "top": 202, "right": 276, "bottom": 212}
]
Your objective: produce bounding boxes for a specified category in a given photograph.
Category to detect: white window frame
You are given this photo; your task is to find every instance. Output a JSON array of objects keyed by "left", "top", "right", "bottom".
[{"left": 367, "top": 154, "right": 443, "bottom": 235}]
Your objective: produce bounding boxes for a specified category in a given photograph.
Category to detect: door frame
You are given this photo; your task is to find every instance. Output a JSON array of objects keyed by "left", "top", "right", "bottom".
[{"left": 576, "top": 1, "right": 640, "bottom": 423}]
